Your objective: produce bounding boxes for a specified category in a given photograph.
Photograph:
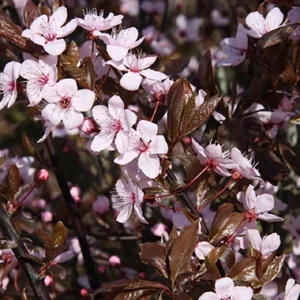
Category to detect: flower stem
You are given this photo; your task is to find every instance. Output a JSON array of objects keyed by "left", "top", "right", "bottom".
[
  {"left": 0, "top": 204, "right": 51, "bottom": 299},
  {"left": 45, "top": 137, "right": 99, "bottom": 289},
  {"left": 150, "top": 101, "right": 160, "bottom": 122}
]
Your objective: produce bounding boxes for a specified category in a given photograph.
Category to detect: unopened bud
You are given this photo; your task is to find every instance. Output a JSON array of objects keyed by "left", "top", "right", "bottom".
[
  {"left": 35, "top": 169, "right": 49, "bottom": 184},
  {"left": 108, "top": 255, "right": 121, "bottom": 268},
  {"left": 79, "top": 117, "right": 99, "bottom": 135},
  {"left": 80, "top": 289, "right": 89, "bottom": 297}
]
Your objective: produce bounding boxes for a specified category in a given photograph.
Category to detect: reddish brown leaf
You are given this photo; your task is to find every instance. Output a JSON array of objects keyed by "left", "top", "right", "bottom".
[
  {"left": 139, "top": 243, "right": 168, "bottom": 278},
  {"left": 168, "top": 221, "right": 198, "bottom": 286},
  {"left": 22, "top": 133, "right": 35, "bottom": 156},
  {"left": 227, "top": 258, "right": 258, "bottom": 284},
  {"left": 24, "top": 0, "right": 40, "bottom": 28},
  {"left": 165, "top": 58, "right": 190, "bottom": 76},
  {"left": 7, "top": 165, "right": 20, "bottom": 195}
]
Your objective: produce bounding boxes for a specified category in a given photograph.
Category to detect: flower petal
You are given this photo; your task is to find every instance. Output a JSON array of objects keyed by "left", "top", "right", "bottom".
[
  {"left": 116, "top": 204, "right": 132, "bottom": 223},
  {"left": 245, "top": 11, "right": 266, "bottom": 38},
  {"left": 42, "top": 104, "right": 63, "bottom": 126},
  {"left": 255, "top": 194, "right": 274, "bottom": 214},
  {"left": 134, "top": 204, "right": 148, "bottom": 224},
  {"left": 138, "top": 152, "right": 160, "bottom": 179},
  {"left": 22, "top": 29, "right": 46, "bottom": 46},
  {"left": 56, "top": 78, "right": 78, "bottom": 97},
  {"left": 120, "top": 72, "right": 143, "bottom": 91},
  {"left": 63, "top": 109, "right": 84, "bottom": 129},
  {"left": 57, "top": 19, "right": 78, "bottom": 38},
  {"left": 265, "top": 7, "right": 284, "bottom": 32},
  {"left": 149, "top": 135, "right": 168, "bottom": 155},
  {"left": 20, "top": 60, "right": 41, "bottom": 80},
  {"left": 137, "top": 120, "right": 158, "bottom": 142},
  {"left": 44, "top": 39, "right": 66, "bottom": 56},
  {"left": 108, "top": 95, "right": 124, "bottom": 120},
  {"left": 115, "top": 131, "right": 130, "bottom": 153},
  {"left": 232, "top": 286, "right": 253, "bottom": 300},
  {"left": 72, "top": 89, "right": 95, "bottom": 112},
  {"left": 140, "top": 69, "right": 168, "bottom": 81},
  {"left": 90, "top": 132, "right": 115, "bottom": 152},
  {"left": 215, "top": 277, "right": 235, "bottom": 298},
  {"left": 199, "top": 292, "right": 218, "bottom": 300},
  {"left": 107, "top": 45, "right": 129, "bottom": 61},
  {"left": 51, "top": 6, "right": 67, "bottom": 29},
  {"left": 114, "top": 150, "right": 139, "bottom": 165}
]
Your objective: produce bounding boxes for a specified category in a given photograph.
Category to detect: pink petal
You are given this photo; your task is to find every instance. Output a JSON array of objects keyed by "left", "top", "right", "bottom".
[
  {"left": 20, "top": 60, "right": 41, "bottom": 80},
  {"left": 90, "top": 132, "right": 115, "bottom": 152},
  {"left": 108, "top": 95, "right": 125, "bottom": 120},
  {"left": 140, "top": 69, "right": 167, "bottom": 81},
  {"left": 39, "top": 55, "right": 57, "bottom": 67},
  {"left": 124, "top": 109, "right": 137, "bottom": 128},
  {"left": 255, "top": 194, "right": 274, "bottom": 214},
  {"left": 7, "top": 91, "right": 17, "bottom": 108},
  {"left": 217, "top": 54, "right": 245, "bottom": 67},
  {"left": 134, "top": 204, "right": 148, "bottom": 224},
  {"left": 116, "top": 204, "right": 132, "bottom": 223},
  {"left": 51, "top": 6, "right": 67, "bottom": 29},
  {"left": 199, "top": 292, "right": 218, "bottom": 300},
  {"left": 137, "top": 120, "right": 158, "bottom": 142},
  {"left": 97, "top": 32, "right": 112, "bottom": 44},
  {"left": 215, "top": 277, "right": 235, "bottom": 298},
  {"left": 246, "top": 229, "right": 262, "bottom": 251},
  {"left": 0, "top": 93, "right": 10, "bottom": 110},
  {"left": 43, "top": 85, "right": 60, "bottom": 103},
  {"left": 236, "top": 31, "right": 248, "bottom": 50},
  {"left": 107, "top": 45, "right": 129, "bottom": 61},
  {"left": 258, "top": 213, "right": 283, "bottom": 222},
  {"left": 106, "top": 60, "right": 128, "bottom": 71},
  {"left": 245, "top": 11, "right": 266, "bottom": 38},
  {"left": 245, "top": 185, "right": 257, "bottom": 210},
  {"left": 265, "top": 8, "right": 284, "bottom": 32},
  {"left": 232, "top": 286, "right": 253, "bottom": 300},
  {"left": 214, "top": 165, "right": 232, "bottom": 177},
  {"left": 139, "top": 56, "right": 157, "bottom": 69},
  {"left": 44, "top": 39, "right": 66, "bottom": 56},
  {"left": 205, "top": 144, "right": 222, "bottom": 160},
  {"left": 120, "top": 72, "right": 143, "bottom": 91},
  {"left": 115, "top": 131, "right": 130, "bottom": 153},
  {"left": 261, "top": 233, "right": 281, "bottom": 257},
  {"left": 26, "top": 81, "right": 44, "bottom": 106},
  {"left": 114, "top": 150, "right": 139, "bottom": 165},
  {"left": 56, "top": 78, "right": 78, "bottom": 97},
  {"left": 220, "top": 37, "right": 240, "bottom": 55},
  {"left": 92, "top": 105, "right": 110, "bottom": 125},
  {"left": 72, "top": 90, "right": 95, "bottom": 112},
  {"left": 42, "top": 104, "right": 63, "bottom": 126},
  {"left": 118, "top": 27, "right": 139, "bottom": 44},
  {"left": 195, "top": 241, "right": 214, "bottom": 260},
  {"left": 63, "top": 109, "right": 84, "bottom": 129},
  {"left": 57, "top": 19, "right": 78, "bottom": 38},
  {"left": 149, "top": 135, "right": 168, "bottom": 155},
  {"left": 29, "top": 15, "right": 48, "bottom": 34},
  {"left": 138, "top": 152, "right": 160, "bottom": 179}
]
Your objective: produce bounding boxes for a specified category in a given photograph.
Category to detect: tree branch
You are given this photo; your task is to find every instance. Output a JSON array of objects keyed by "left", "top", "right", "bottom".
[
  {"left": 0, "top": 204, "right": 51, "bottom": 300},
  {"left": 45, "top": 137, "right": 99, "bottom": 289}
]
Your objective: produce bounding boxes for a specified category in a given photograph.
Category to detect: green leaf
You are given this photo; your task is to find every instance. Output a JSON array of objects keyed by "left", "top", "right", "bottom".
[
  {"left": 168, "top": 221, "right": 198, "bottom": 286},
  {"left": 139, "top": 243, "right": 168, "bottom": 278},
  {"left": 167, "top": 78, "right": 193, "bottom": 142},
  {"left": 7, "top": 165, "right": 20, "bottom": 195}
]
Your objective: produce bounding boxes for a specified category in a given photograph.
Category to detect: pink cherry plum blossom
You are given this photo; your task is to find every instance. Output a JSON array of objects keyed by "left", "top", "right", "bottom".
[
  {"left": 199, "top": 277, "right": 253, "bottom": 300},
  {"left": 22, "top": 6, "right": 78, "bottom": 55},
  {"left": 192, "top": 139, "right": 237, "bottom": 176},
  {"left": 20, "top": 55, "right": 57, "bottom": 106},
  {"left": 77, "top": 9, "right": 123, "bottom": 37},
  {"left": 239, "top": 7, "right": 284, "bottom": 38},
  {"left": 112, "top": 171, "right": 148, "bottom": 224},
  {"left": 0, "top": 61, "right": 21, "bottom": 110},
  {"left": 246, "top": 229, "right": 281, "bottom": 258},
  {"left": 107, "top": 53, "right": 167, "bottom": 91},
  {"left": 237, "top": 184, "right": 283, "bottom": 222},
  {"left": 97, "top": 27, "right": 144, "bottom": 61},
  {"left": 90, "top": 95, "right": 137, "bottom": 153},
  {"left": 273, "top": 279, "right": 300, "bottom": 300},
  {"left": 114, "top": 120, "right": 168, "bottom": 179},
  {"left": 217, "top": 31, "right": 248, "bottom": 67},
  {"left": 41, "top": 78, "right": 95, "bottom": 130}
]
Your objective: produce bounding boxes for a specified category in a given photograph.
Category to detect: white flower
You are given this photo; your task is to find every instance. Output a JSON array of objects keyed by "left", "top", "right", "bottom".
[
  {"left": 77, "top": 9, "right": 123, "bottom": 37},
  {"left": 41, "top": 78, "right": 94, "bottom": 130},
  {"left": 246, "top": 229, "right": 281, "bottom": 258},
  {"left": 22, "top": 6, "right": 78, "bottom": 55},
  {"left": 98, "top": 27, "right": 144, "bottom": 61},
  {"left": 237, "top": 184, "right": 283, "bottom": 222},
  {"left": 114, "top": 120, "right": 168, "bottom": 179},
  {"left": 0, "top": 61, "right": 21, "bottom": 110},
  {"left": 20, "top": 55, "right": 57, "bottom": 106},
  {"left": 239, "top": 7, "right": 284, "bottom": 38},
  {"left": 199, "top": 277, "right": 253, "bottom": 300},
  {"left": 90, "top": 95, "right": 137, "bottom": 153},
  {"left": 107, "top": 53, "right": 167, "bottom": 91},
  {"left": 112, "top": 171, "right": 148, "bottom": 224},
  {"left": 217, "top": 31, "right": 248, "bottom": 67}
]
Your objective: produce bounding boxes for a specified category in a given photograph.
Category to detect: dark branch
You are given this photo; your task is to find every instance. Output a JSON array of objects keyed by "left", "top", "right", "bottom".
[{"left": 0, "top": 204, "right": 51, "bottom": 300}]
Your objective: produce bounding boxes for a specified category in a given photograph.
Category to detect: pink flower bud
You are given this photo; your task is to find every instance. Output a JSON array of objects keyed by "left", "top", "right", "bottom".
[
  {"left": 108, "top": 255, "right": 121, "bottom": 268},
  {"left": 79, "top": 117, "right": 99, "bottom": 135},
  {"left": 35, "top": 169, "right": 49, "bottom": 184},
  {"left": 44, "top": 275, "right": 53, "bottom": 286},
  {"left": 151, "top": 223, "right": 168, "bottom": 237},
  {"left": 93, "top": 196, "right": 110, "bottom": 214},
  {"left": 36, "top": 199, "right": 47, "bottom": 209},
  {"left": 70, "top": 186, "right": 81, "bottom": 203},
  {"left": 80, "top": 289, "right": 89, "bottom": 297},
  {"left": 98, "top": 265, "right": 106, "bottom": 274},
  {"left": 41, "top": 211, "right": 53, "bottom": 223},
  {"left": 139, "top": 272, "right": 146, "bottom": 279}
]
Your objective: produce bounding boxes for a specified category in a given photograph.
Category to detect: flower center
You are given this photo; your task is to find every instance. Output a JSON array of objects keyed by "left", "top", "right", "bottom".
[
  {"left": 153, "top": 92, "right": 165, "bottom": 104},
  {"left": 138, "top": 138, "right": 150, "bottom": 153},
  {"left": 46, "top": 33, "right": 57, "bottom": 42},
  {"left": 130, "top": 67, "right": 140, "bottom": 73},
  {"left": 59, "top": 96, "right": 72, "bottom": 110},
  {"left": 38, "top": 75, "right": 49, "bottom": 86},
  {"left": 221, "top": 296, "right": 233, "bottom": 300},
  {"left": 131, "top": 192, "right": 136, "bottom": 203},
  {"left": 246, "top": 209, "right": 257, "bottom": 222},
  {"left": 112, "top": 120, "right": 123, "bottom": 132},
  {"left": 8, "top": 81, "right": 15, "bottom": 92},
  {"left": 179, "top": 30, "right": 187, "bottom": 38}
]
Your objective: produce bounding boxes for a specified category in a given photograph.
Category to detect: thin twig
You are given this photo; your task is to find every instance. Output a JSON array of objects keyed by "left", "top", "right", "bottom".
[
  {"left": 45, "top": 137, "right": 99, "bottom": 289},
  {"left": 0, "top": 204, "right": 51, "bottom": 300}
]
